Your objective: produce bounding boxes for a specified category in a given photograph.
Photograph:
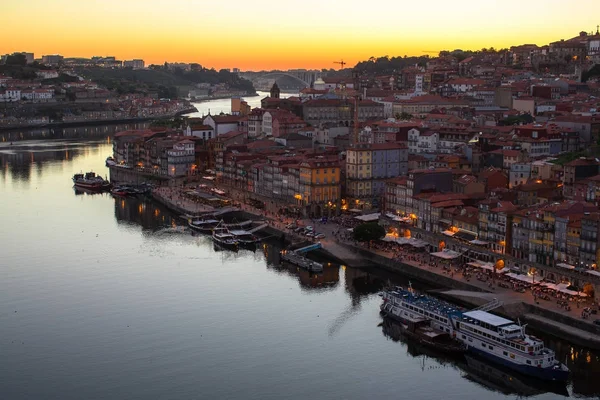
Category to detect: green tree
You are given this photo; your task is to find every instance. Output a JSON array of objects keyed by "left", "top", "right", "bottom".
[
  {"left": 396, "top": 112, "right": 413, "bottom": 120},
  {"left": 353, "top": 222, "right": 385, "bottom": 242}
]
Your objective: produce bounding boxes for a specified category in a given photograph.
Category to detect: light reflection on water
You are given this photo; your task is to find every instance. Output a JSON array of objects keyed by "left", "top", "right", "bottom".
[{"left": 0, "top": 139, "right": 598, "bottom": 400}]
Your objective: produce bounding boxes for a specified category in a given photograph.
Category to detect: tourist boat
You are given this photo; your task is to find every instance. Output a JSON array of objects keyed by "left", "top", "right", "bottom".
[
  {"left": 380, "top": 306, "right": 466, "bottom": 355},
  {"left": 106, "top": 156, "right": 117, "bottom": 167},
  {"left": 188, "top": 219, "right": 221, "bottom": 233},
  {"left": 212, "top": 230, "right": 239, "bottom": 250},
  {"left": 72, "top": 172, "right": 111, "bottom": 191},
  {"left": 280, "top": 250, "right": 323, "bottom": 272},
  {"left": 380, "top": 287, "right": 570, "bottom": 382}
]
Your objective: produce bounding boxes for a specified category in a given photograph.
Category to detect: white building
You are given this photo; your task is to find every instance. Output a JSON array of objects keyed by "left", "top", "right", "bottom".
[
  {"left": 262, "top": 111, "right": 274, "bottom": 136},
  {"left": 203, "top": 115, "right": 240, "bottom": 136},
  {"left": 509, "top": 163, "right": 532, "bottom": 188},
  {"left": 167, "top": 140, "right": 195, "bottom": 177},
  {"left": 0, "top": 88, "right": 21, "bottom": 102},
  {"left": 407, "top": 128, "right": 437, "bottom": 154},
  {"left": 36, "top": 70, "right": 59, "bottom": 79},
  {"left": 185, "top": 124, "right": 214, "bottom": 140},
  {"left": 588, "top": 35, "right": 600, "bottom": 63},
  {"left": 20, "top": 89, "right": 53, "bottom": 101}
]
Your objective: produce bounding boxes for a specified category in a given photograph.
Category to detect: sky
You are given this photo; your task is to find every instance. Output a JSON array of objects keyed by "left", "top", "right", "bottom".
[{"left": 3, "top": 0, "right": 600, "bottom": 71}]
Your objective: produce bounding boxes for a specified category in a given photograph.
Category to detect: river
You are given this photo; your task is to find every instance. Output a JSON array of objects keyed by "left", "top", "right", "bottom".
[
  {"left": 185, "top": 91, "right": 297, "bottom": 117},
  {"left": 0, "top": 144, "right": 599, "bottom": 399}
]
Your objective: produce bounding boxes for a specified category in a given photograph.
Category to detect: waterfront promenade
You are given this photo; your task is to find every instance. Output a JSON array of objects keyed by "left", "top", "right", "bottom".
[{"left": 143, "top": 181, "right": 600, "bottom": 347}]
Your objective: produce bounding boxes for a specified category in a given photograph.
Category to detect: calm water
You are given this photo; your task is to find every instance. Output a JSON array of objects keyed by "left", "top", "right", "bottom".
[
  {"left": 186, "top": 91, "right": 297, "bottom": 117},
  {"left": 1, "top": 139, "right": 599, "bottom": 400}
]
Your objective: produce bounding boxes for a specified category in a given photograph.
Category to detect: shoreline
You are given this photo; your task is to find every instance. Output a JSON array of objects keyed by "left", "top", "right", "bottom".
[
  {"left": 120, "top": 179, "right": 600, "bottom": 350},
  {"left": 0, "top": 107, "right": 198, "bottom": 132}
]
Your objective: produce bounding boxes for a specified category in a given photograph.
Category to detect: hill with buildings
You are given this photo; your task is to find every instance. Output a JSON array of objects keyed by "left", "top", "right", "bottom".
[{"left": 76, "top": 66, "right": 256, "bottom": 99}]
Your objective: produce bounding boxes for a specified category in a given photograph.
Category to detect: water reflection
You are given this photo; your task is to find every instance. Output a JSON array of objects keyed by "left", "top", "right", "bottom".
[
  {"left": 0, "top": 122, "right": 151, "bottom": 143},
  {"left": 0, "top": 139, "right": 109, "bottom": 184},
  {"left": 19, "top": 139, "right": 595, "bottom": 399},
  {"left": 381, "top": 319, "right": 570, "bottom": 398},
  {"left": 113, "top": 194, "right": 177, "bottom": 232}
]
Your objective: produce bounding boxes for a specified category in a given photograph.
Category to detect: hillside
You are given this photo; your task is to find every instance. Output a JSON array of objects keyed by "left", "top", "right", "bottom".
[{"left": 75, "top": 67, "right": 255, "bottom": 98}]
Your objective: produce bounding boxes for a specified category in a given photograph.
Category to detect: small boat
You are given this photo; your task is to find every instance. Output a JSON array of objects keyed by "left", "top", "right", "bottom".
[
  {"left": 188, "top": 219, "right": 221, "bottom": 233},
  {"left": 111, "top": 185, "right": 137, "bottom": 196},
  {"left": 212, "top": 230, "right": 238, "bottom": 250},
  {"left": 72, "top": 172, "right": 111, "bottom": 191},
  {"left": 228, "top": 229, "right": 261, "bottom": 247}
]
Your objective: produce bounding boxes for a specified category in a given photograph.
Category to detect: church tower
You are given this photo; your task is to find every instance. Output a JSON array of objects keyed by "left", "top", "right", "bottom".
[{"left": 270, "top": 82, "right": 280, "bottom": 99}]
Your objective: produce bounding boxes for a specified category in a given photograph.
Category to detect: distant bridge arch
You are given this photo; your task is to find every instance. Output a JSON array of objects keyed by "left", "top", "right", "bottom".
[{"left": 258, "top": 72, "right": 311, "bottom": 87}]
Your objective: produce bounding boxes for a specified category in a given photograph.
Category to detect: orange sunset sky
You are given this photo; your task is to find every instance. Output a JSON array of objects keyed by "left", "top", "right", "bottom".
[{"left": 3, "top": 0, "right": 600, "bottom": 70}]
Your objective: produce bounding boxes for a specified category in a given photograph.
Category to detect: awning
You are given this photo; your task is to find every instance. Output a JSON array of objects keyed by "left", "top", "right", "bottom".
[
  {"left": 506, "top": 273, "right": 534, "bottom": 284},
  {"left": 431, "top": 250, "right": 461, "bottom": 260},
  {"left": 556, "top": 263, "right": 575, "bottom": 270},
  {"left": 354, "top": 213, "right": 380, "bottom": 222},
  {"left": 467, "top": 261, "right": 505, "bottom": 273},
  {"left": 587, "top": 270, "right": 600, "bottom": 277},
  {"left": 469, "top": 239, "right": 488, "bottom": 246},
  {"left": 442, "top": 230, "right": 456, "bottom": 237},
  {"left": 348, "top": 209, "right": 362, "bottom": 213},
  {"left": 454, "top": 230, "right": 477, "bottom": 241}
]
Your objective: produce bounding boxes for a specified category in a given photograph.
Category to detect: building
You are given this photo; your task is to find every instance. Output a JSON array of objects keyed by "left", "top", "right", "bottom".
[
  {"left": 302, "top": 98, "right": 384, "bottom": 126},
  {"left": 346, "top": 143, "right": 408, "bottom": 208},
  {"left": 167, "top": 140, "right": 195, "bottom": 176},
  {"left": 41, "top": 54, "right": 63, "bottom": 65},
  {"left": 123, "top": 59, "right": 145, "bottom": 69},
  {"left": 298, "top": 158, "right": 341, "bottom": 216},
  {"left": 204, "top": 114, "right": 241, "bottom": 136},
  {"left": 185, "top": 124, "right": 215, "bottom": 140},
  {"left": 563, "top": 158, "right": 600, "bottom": 198},
  {"left": 509, "top": 163, "right": 532, "bottom": 188}
]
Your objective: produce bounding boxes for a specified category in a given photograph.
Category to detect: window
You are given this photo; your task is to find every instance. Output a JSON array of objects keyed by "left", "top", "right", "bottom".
[
  {"left": 526, "top": 360, "right": 531, "bottom": 365},
  {"left": 503, "top": 351, "right": 508, "bottom": 356}
]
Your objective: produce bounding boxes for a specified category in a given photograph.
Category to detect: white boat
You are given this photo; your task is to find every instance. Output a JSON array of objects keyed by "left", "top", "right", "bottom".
[{"left": 380, "top": 287, "right": 569, "bottom": 382}]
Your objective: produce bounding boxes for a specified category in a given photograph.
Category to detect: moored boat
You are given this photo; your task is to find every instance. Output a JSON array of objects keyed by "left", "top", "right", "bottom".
[
  {"left": 228, "top": 229, "right": 261, "bottom": 247},
  {"left": 212, "top": 230, "right": 239, "bottom": 250},
  {"left": 380, "top": 287, "right": 570, "bottom": 382},
  {"left": 188, "top": 219, "right": 221, "bottom": 233},
  {"left": 72, "top": 172, "right": 111, "bottom": 191},
  {"left": 380, "top": 305, "right": 466, "bottom": 355}
]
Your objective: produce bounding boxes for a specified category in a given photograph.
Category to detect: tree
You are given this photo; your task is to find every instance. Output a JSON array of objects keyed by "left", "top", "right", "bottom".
[
  {"left": 395, "top": 112, "right": 413, "bottom": 121},
  {"left": 353, "top": 222, "right": 385, "bottom": 242},
  {"left": 5, "top": 53, "right": 27, "bottom": 66}
]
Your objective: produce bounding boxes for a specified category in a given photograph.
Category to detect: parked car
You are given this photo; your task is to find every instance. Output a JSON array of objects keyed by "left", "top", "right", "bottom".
[
  {"left": 305, "top": 226, "right": 314, "bottom": 231},
  {"left": 306, "top": 232, "right": 315, "bottom": 237},
  {"left": 315, "top": 233, "right": 326, "bottom": 239}
]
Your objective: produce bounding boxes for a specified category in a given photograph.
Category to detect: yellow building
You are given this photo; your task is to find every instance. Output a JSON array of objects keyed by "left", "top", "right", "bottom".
[
  {"left": 299, "top": 159, "right": 341, "bottom": 216},
  {"left": 346, "top": 146, "right": 373, "bottom": 206}
]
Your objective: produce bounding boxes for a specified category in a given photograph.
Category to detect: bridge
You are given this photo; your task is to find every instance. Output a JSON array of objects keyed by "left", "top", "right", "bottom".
[{"left": 239, "top": 70, "right": 323, "bottom": 90}]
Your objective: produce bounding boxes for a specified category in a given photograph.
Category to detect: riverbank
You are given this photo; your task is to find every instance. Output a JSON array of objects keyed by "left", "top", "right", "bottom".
[
  {"left": 125, "top": 182, "right": 600, "bottom": 350},
  {"left": 0, "top": 107, "right": 198, "bottom": 132}
]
